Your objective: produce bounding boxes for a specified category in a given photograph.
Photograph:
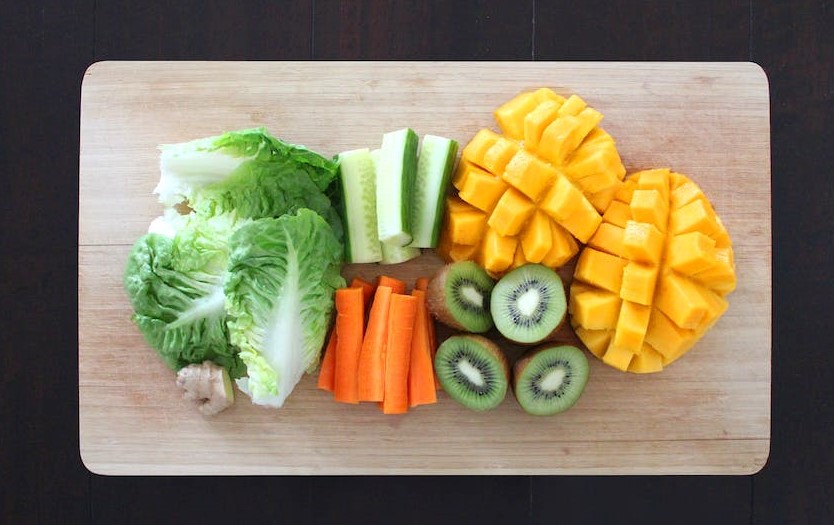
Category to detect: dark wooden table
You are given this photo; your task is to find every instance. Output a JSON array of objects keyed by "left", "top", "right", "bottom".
[{"left": 1, "top": 1, "right": 831, "bottom": 523}]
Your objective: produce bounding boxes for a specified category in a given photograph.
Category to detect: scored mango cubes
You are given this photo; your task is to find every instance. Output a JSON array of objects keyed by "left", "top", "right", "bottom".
[
  {"left": 570, "top": 168, "right": 736, "bottom": 373},
  {"left": 438, "top": 88, "right": 627, "bottom": 276}
]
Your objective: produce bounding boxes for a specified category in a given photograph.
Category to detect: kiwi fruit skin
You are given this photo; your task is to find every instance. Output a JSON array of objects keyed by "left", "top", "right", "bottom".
[
  {"left": 513, "top": 345, "right": 589, "bottom": 416},
  {"left": 427, "top": 262, "right": 495, "bottom": 333},
  {"left": 490, "top": 264, "right": 567, "bottom": 345},
  {"left": 434, "top": 334, "right": 510, "bottom": 411}
]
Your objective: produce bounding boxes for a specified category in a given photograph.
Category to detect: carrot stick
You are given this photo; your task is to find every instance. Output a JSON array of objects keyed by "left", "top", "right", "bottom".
[
  {"left": 317, "top": 327, "right": 338, "bottom": 392},
  {"left": 415, "top": 277, "right": 430, "bottom": 291},
  {"left": 333, "top": 287, "right": 366, "bottom": 404},
  {"left": 350, "top": 277, "right": 376, "bottom": 306},
  {"left": 382, "top": 293, "right": 418, "bottom": 414},
  {"left": 408, "top": 290, "right": 437, "bottom": 407},
  {"left": 376, "top": 275, "right": 406, "bottom": 295},
  {"left": 356, "top": 286, "right": 393, "bottom": 401},
  {"left": 415, "top": 275, "right": 440, "bottom": 388}
]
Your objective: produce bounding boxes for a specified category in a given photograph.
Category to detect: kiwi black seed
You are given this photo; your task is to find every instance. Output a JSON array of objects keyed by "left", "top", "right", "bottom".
[
  {"left": 434, "top": 335, "right": 509, "bottom": 411},
  {"left": 513, "top": 345, "right": 589, "bottom": 416},
  {"left": 490, "top": 264, "right": 566, "bottom": 344},
  {"left": 427, "top": 262, "right": 495, "bottom": 333}
]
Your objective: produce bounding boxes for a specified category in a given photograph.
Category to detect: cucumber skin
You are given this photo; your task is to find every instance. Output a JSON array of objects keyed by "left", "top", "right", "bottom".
[
  {"left": 426, "top": 137, "right": 459, "bottom": 247},
  {"left": 398, "top": 129, "right": 419, "bottom": 246},
  {"left": 377, "top": 128, "right": 419, "bottom": 247},
  {"left": 338, "top": 149, "right": 383, "bottom": 263}
]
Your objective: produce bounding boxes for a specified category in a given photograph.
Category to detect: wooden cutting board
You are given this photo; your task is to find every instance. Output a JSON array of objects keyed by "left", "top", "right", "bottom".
[{"left": 79, "top": 61, "right": 771, "bottom": 475}]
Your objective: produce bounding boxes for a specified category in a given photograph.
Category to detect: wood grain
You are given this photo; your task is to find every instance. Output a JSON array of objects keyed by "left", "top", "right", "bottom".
[{"left": 79, "top": 61, "right": 770, "bottom": 475}]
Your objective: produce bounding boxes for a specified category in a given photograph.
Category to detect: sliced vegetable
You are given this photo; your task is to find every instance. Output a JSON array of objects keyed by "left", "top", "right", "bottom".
[
  {"left": 382, "top": 293, "right": 418, "bottom": 414},
  {"left": 377, "top": 275, "right": 407, "bottom": 295},
  {"left": 226, "top": 209, "right": 345, "bottom": 408},
  {"left": 350, "top": 277, "right": 376, "bottom": 306},
  {"left": 333, "top": 287, "right": 366, "bottom": 403},
  {"left": 409, "top": 135, "right": 459, "bottom": 248},
  {"left": 317, "top": 328, "right": 338, "bottom": 392},
  {"left": 375, "top": 128, "right": 419, "bottom": 246},
  {"left": 338, "top": 148, "right": 383, "bottom": 263},
  {"left": 408, "top": 290, "right": 437, "bottom": 407},
  {"left": 356, "top": 285, "right": 393, "bottom": 401},
  {"left": 380, "top": 242, "right": 421, "bottom": 264},
  {"left": 124, "top": 212, "right": 246, "bottom": 378}
]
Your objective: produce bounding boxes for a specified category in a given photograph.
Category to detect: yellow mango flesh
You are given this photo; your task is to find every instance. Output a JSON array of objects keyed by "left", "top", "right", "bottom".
[
  {"left": 440, "top": 88, "right": 626, "bottom": 276},
  {"left": 447, "top": 208, "right": 487, "bottom": 246},
  {"left": 570, "top": 168, "right": 736, "bottom": 373},
  {"left": 520, "top": 211, "right": 553, "bottom": 263}
]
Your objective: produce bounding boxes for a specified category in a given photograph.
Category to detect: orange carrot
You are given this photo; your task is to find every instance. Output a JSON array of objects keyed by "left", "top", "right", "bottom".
[
  {"left": 317, "top": 327, "right": 338, "bottom": 392},
  {"left": 382, "top": 293, "right": 418, "bottom": 414},
  {"left": 415, "top": 277, "right": 430, "bottom": 291},
  {"left": 376, "top": 275, "right": 406, "bottom": 295},
  {"left": 350, "top": 277, "right": 376, "bottom": 306},
  {"left": 333, "top": 287, "right": 366, "bottom": 404},
  {"left": 356, "top": 286, "right": 393, "bottom": 401},
  {"left": 415, "top": 276, "right": 440, "bottom": 388},
  {"left": 408, "top": 290, "right": 437, "bottom": 407}
]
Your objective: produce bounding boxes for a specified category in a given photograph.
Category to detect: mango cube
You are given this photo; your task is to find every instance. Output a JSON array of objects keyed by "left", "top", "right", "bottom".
[
  {"left": 524, "top": 100, "right": 561, "bottom": 150},
  {"left": 655, "top": 272, "right": 714, "bottom": 330},
  {"left": 453, "top": 160, "right": 491, "bottom": 192},
  {"left": 520, "top": 211, "right": 553, "bottom": 263},
  {"left": 613, "top": 300, "right": 651, "bottom": 354},
  {"left": 602, "top": 200, "right": 632, "bottom": 228},
  {"left": 666, "top": 231, "right": 717, "bottom": 274},
  {"left": 559, "top": 199, "right": 603, "bottom": 244},
  {"left": 481, "top": 229, "right": 518, "bottom": 274},
  {"left": 602, "top": 343, "right": 634, "bottom": 372},
  {"left": 540, "top": 220, "right": 579, "bottom": 268},
  {"left": 570, "top": 289, "right": 622, "bottom": 330},
  {"left": 623, "top": 220, "right": 665, "bottom": 264},
  {"left": 458, "top": 170, "right": 508, "bottom": 212},
  {"left": 494, "top": 92, "right": 539, "bottom": 140},
  {"left": 448, "top": 243, "right": 480, "bottom": 262},
  {"left": 669, "top": 198, "right": 719, "bottom": 236},
  {"left": 447, "top": 209, "right": 487, "bottom": 246},
  {"left": 628, "top": 344, "right": 664, "bottom": 373},
  {"left": 502, "top": 150, "right": 557, "bottom": 201},
  {"left": 481, "top": 138, "right": 520, "bottom": 174},
  {"left": 574, "top": 248, "right": 627, "bottom": 294},
  {"left": 487, "top": 188, "right": 535, "bottom": 237},
  {"left": 644, "top": 309, "right": 696, "bottom": 363},
  {"left": 620, "top": 262, "right": 659, "bottom": 306},
  {"left": 539, "top": 175, "right": 583, "bottom": 221},
  {"left": 461, "top": 129, "right": 500, "bottom": 167},
  {"left": 574, "top": 327, "right": 613, "bottom": 359},
  {"left": 630, "top": 189, "right": 669, "bottom": 231},
  {"left": 588, "top": 222, "right": 626, "bottom": 258}
]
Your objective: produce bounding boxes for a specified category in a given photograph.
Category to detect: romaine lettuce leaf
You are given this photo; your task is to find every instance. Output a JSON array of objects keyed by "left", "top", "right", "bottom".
[
  {"left": 155, "top": 127, "right": 339, "bottom": 208},
  {"left": 225, "top": 209, "right": 345, "bottom": 407},
  {"left": 124, "top": 212, "right": 247, "bottom": 378}
]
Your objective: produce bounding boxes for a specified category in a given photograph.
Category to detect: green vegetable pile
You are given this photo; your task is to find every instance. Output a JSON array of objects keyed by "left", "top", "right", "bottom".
[{"left": 124, "top": 128, "right": 346, "bottom": 408}]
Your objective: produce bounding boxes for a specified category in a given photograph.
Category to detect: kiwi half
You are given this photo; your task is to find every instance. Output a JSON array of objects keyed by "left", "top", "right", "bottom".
[
  {"left": 490, "top": 264, "right": 566, "bottom": 344},
  {"left": 434, "top": 335, "right": 509, "bottom": 411},
  {"left": 513, "top": 345, "right": 589, "bottom": 416},
  {"left": 427, "top": 262, "right": 495, "bottom": 333}
]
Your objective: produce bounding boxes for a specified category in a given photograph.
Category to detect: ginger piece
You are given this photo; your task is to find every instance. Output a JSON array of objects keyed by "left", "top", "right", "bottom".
[{"left": 175, "top": 361, "right": 234, "bottom": 416}]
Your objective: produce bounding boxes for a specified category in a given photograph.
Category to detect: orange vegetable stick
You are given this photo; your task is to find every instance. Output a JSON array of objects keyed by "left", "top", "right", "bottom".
[
  {"left": 350, "top": 277, "right": 376, "bottom": 306},
  {"left": 356, "top": 286, "right": 393, "bottom": 401},
  {"left": 317, "top": 327, "right": 338, "bottom": 393},
  {"left": 333, "top": 287, "right": 366, "bottom": 404},
  {"left": 377, "top": 275, "right": 407, "bottom": 295},
  {"left": 415, "top": 275, "right": 440, "bottom": 388},
  {"left": 382, "top": 293, "right": 418, "bottom": 414},
  {"left": 408, "top": 290, "right": 437, "bottom": 407},
  {"left": 415, "top": 277, "right": 430, "bottom": 291}
]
